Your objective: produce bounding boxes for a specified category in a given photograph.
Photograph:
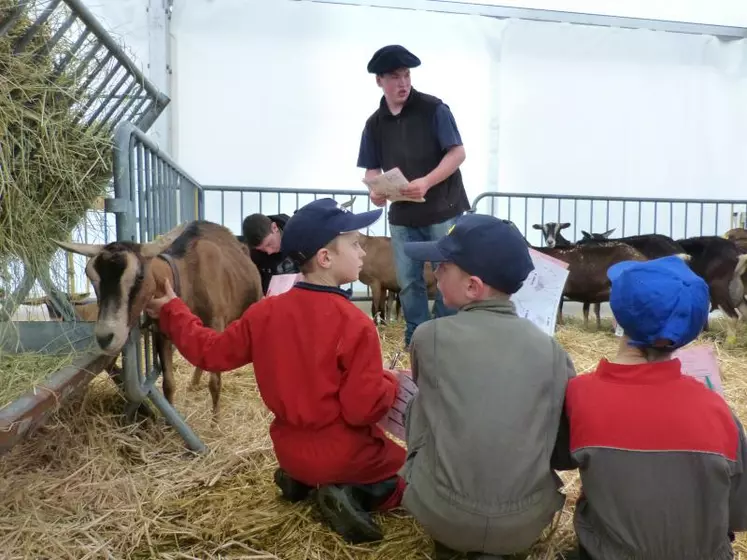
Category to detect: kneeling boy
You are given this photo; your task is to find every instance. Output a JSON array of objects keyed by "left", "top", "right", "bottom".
[
  {"left": 401, "top": 214, "right": 577, "bottom": 559},
  {"left": 565, "top": 255, "right": 747, "bottom": 559},
  {"left": 145, "top": 199, "right": 406, "bottom": 544}
]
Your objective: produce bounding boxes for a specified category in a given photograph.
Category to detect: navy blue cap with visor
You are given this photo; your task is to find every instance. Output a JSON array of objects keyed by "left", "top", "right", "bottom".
[
  {"left": 403, "top": 213, "right": 535, "bottom": 294},
  {"left": 280, "top": 198, "right": 382, "bottom": 264},
  {"left": 608, "top": 255, "right": 710, "bottom": 350}
]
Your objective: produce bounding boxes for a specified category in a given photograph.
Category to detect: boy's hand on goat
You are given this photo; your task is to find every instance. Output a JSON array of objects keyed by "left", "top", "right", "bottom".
[{"left": 145, "top": 278, "right": 177, "bottom": 319}]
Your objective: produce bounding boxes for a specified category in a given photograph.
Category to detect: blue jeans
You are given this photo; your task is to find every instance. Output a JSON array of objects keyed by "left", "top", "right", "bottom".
[{"left": 390, "top": 216, "right": 460, "bottom": 346}]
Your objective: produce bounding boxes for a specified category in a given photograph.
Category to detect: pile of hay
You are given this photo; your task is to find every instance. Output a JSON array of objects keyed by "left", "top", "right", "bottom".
[
  {"left": 0, "top": 352, "right": 74, "bottom": 409},
  {"left": 0, "top": 319, "right": 745, "bottom": 559},
  {"left": 0, "top": 0, "right": 112, "bottom": 276}
]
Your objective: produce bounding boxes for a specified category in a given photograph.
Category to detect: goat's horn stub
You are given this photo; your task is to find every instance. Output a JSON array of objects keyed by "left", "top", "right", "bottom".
[
  {"left": 140, "top": 222, "right": 189, "bottom": 258},
  {"left": 53, "top": 240, "right": 105, "bottom": 257}
]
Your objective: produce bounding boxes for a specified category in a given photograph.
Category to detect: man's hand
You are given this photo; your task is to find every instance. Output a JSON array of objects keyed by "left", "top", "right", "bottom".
[
  {"left": 400, "top": 177, "right": 430, "bottom": 200},
  {"left": 145, "top": 278, "right": 177, "bottom": 319},
  {"left": 369, "top": 191, "right": 388, "bottom": 207}
]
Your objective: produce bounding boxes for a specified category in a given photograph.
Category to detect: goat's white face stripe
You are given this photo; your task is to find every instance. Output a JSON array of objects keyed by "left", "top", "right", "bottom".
[{"left": 93, "top": 252, "right": 140, "bottom": 354}]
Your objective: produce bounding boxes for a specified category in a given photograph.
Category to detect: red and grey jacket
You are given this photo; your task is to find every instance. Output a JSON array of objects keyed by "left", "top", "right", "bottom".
[{"left": 565, "top": 358, "right": 747, "bottom": 560}]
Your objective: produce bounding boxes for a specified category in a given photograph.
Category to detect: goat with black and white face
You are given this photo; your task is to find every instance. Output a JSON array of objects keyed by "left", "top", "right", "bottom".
[
  {"left": 54, "top": 221, "right": 264, "bottom": 416},
  {"left": 532, "top": 222, "right": 572, "bottom": 248},
  {"left": 54, "top": 228, "right": 186, "bottom": 354}
]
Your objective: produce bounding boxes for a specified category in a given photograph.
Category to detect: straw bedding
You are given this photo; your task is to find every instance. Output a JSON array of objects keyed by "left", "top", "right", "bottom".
[{"left": 0, "top": 318, "right": 746, "bottom": 559}]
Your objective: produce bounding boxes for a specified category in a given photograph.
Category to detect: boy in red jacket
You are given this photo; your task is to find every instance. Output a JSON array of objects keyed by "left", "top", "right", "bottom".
[
  {"left": 145, "top": 199, "right": 406, "bottom": 544},
  {"left": 564, "top": 255, "right": 747, "bottom": 559}
]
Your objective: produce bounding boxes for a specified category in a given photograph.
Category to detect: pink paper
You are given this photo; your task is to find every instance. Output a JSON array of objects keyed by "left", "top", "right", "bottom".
[
  {"left": 528, "top": 247, "right": 570, "bottom": 270},
  {"left": 378, "top": 369, "right": 418, "bottom": 442},
  {"left": 673, "top": 344, "right": 724, "bottom": 396},
  {"left": 266, "top": 273, "right": 303, "bottom": 297}
]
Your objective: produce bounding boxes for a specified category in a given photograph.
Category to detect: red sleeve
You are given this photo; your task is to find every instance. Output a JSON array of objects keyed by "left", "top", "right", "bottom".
[
  {"left": 337, "top": 317, "right": 398, "bottom": 427},
  {"left": 158, "top": 297, "right": 254, "bottom": 373}
]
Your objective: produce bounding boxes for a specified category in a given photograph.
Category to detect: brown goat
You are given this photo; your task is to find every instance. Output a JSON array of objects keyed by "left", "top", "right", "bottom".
[
  {"left": 676, "top": 236, "right": 747, "bottom": 341},
  {"left": 533, "top": 242, "right": 651, "bottom": 330},
  {"left": 54, "top": 220, "right": 263, "bottom": 416},
  {"left": 358, "top": 233, "right": 436, "bottom": 324}
]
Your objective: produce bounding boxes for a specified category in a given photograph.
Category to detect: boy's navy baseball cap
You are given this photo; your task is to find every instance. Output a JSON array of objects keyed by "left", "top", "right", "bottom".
[
  {"left": 280, "top": 198, "right": 382, "bottom": 264},
  {"left": 608, "top": 255, "right": 710, "bottom": 350},
  {"left": 403, "top": 213, "right": 534, "bottom": 294}
]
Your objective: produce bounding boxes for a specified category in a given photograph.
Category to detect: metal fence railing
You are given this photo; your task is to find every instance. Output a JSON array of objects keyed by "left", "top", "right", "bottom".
[
  {"left": 1, "top": 0, "right": 170, "bottom": 133},
  {"left": 111, "top": 121, "right": 204, "bottom": 452},
  {"left": 470, "top": 192, "right": 747, "bottom": 247},
  {"left": 200, "top": 185, "right": 390, "bottom": 300}
]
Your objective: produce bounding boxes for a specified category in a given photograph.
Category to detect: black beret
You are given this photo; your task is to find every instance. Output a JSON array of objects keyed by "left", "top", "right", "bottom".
[{"left": 367, "top": 45, "right": 421, "bottom": 75}]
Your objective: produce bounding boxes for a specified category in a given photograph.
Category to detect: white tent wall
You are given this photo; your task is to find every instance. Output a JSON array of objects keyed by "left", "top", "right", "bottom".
[
  {"left": 171, "top": 0, "right": 498, "bottom": 239},
  {"left": 492, "top": 19, "right": 747, "bottom": 246}
]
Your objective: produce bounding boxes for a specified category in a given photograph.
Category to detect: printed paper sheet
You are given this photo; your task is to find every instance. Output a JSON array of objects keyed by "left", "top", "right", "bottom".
[
  {"left": 362, "top": 167, "right": 426, "bottom": 203},
  {"left": 673, "top": 344, "right": 724, "bottom": 396},
  {"left": 378, "top": 369, "right": 418, "bottom": 442},
  {"left": 266, "top": 273, "right": 303, "bottom": 297},
  {"left": 511, "top": 248, "right": 570, "bottom": 336}
]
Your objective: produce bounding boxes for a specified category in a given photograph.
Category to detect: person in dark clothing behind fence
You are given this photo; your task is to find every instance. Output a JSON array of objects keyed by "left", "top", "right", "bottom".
[
  {"left": 357, "top": 44, "right": 470, "bottom": 349},
  {"left": 564, "top": 255, "right": 747, "bottom": 560},
  {"left": 240, "top": 212, "right": 300, "bottom": 294}
]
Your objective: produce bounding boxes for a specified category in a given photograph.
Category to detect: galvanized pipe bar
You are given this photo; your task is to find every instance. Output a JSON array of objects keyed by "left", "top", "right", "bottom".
[
  {"left": 13, "top": 0, "right": 62, "bottom": 54},
  {"left": 62, "top": 0, "right": 169, "bottom": 114}
]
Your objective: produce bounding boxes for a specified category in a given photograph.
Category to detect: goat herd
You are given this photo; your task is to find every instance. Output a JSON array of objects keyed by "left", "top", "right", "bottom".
[
  {"left": 356, "top": 221, "right": 747, "bottom": 341},
  {"left": 44, "top": 217, "right": 747, "bottom": 421}
]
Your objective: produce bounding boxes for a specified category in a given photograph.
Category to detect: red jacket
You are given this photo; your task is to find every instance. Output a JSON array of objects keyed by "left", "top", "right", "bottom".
[
  {"left": 565, "top": 358, "right": 747, "bottom": 559},
  {"left": 158, "top": 282, "right": 405, "bottom": 485}
]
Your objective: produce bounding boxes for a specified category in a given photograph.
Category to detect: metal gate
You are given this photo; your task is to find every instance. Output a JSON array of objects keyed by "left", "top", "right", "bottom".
[
  {"left": 471, "top": 191, "right": 747, "bottom": 245},
  {"left": 111, "top": 122, "right": 205, "bottom": 452}
]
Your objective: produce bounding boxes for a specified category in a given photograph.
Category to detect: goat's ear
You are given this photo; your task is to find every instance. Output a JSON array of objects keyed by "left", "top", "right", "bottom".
[
  {"left": 140, "top": 223, "right": 188, "bottom": 258},
  {"left": 532, "top": 224, "right": 542, "bottom": 230},
  {"left": 560, "top": 222, "right": 571, "bottom": 230},
  {"left": 53, "top": 240, "right": 104, "bottom": 257},
  {"left": 581, "top": 231, "right": 591, "bottom": 238},
  {"left": 602, "top": 228, "right": 616, "bottom": 238}
]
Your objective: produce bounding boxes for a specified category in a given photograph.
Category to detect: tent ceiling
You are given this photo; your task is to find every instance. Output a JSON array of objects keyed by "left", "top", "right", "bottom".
[{"left": 294, "top": 0, "right": 747, "bottom": 40}]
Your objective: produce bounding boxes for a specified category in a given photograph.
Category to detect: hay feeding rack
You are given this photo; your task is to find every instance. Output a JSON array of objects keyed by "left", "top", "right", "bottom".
[{"left": 0, "top": 0, "right": 170, "bottom": 454}]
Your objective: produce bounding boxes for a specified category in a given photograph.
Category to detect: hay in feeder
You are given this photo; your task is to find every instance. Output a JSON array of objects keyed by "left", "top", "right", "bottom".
[
  {"left": 0, "top": 351, "right": 75, "bottom": 409},
  {"left": 0, "top": 0, "right": 112, "bottom": 273},
  {"left": 0, "top": 319, "right": 745, "bottom": 559}
]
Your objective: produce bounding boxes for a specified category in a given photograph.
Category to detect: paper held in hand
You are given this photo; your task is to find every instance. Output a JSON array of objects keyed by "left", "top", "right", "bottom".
[
  {"left": 266, "top": 273, "right": 303, "bottom": 297},
  {"left": 362, "top": 167, "right": 426, "bottom": 203},
  {"left": 673, "top": 343, "right": 724, "bottom": 396},
  {"left": 378, "top": 369, "right": 418, "bottom": 443},
  {"left": 511, "top": 249, "right": 570, "bottom": 337}
]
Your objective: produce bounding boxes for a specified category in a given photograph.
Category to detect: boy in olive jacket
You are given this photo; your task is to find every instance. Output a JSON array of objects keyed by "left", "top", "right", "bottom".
[{"left": 402, "top": 214, "right": 577, "bottom": 559}]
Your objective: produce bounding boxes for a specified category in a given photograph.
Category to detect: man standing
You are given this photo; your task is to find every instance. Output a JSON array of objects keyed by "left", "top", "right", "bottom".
[
  {"left": 239, "top": 213, "right": 299, "bottom": 294},
  {"left": 357, "top": 44, "right": 470, "bottom": 348}
]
